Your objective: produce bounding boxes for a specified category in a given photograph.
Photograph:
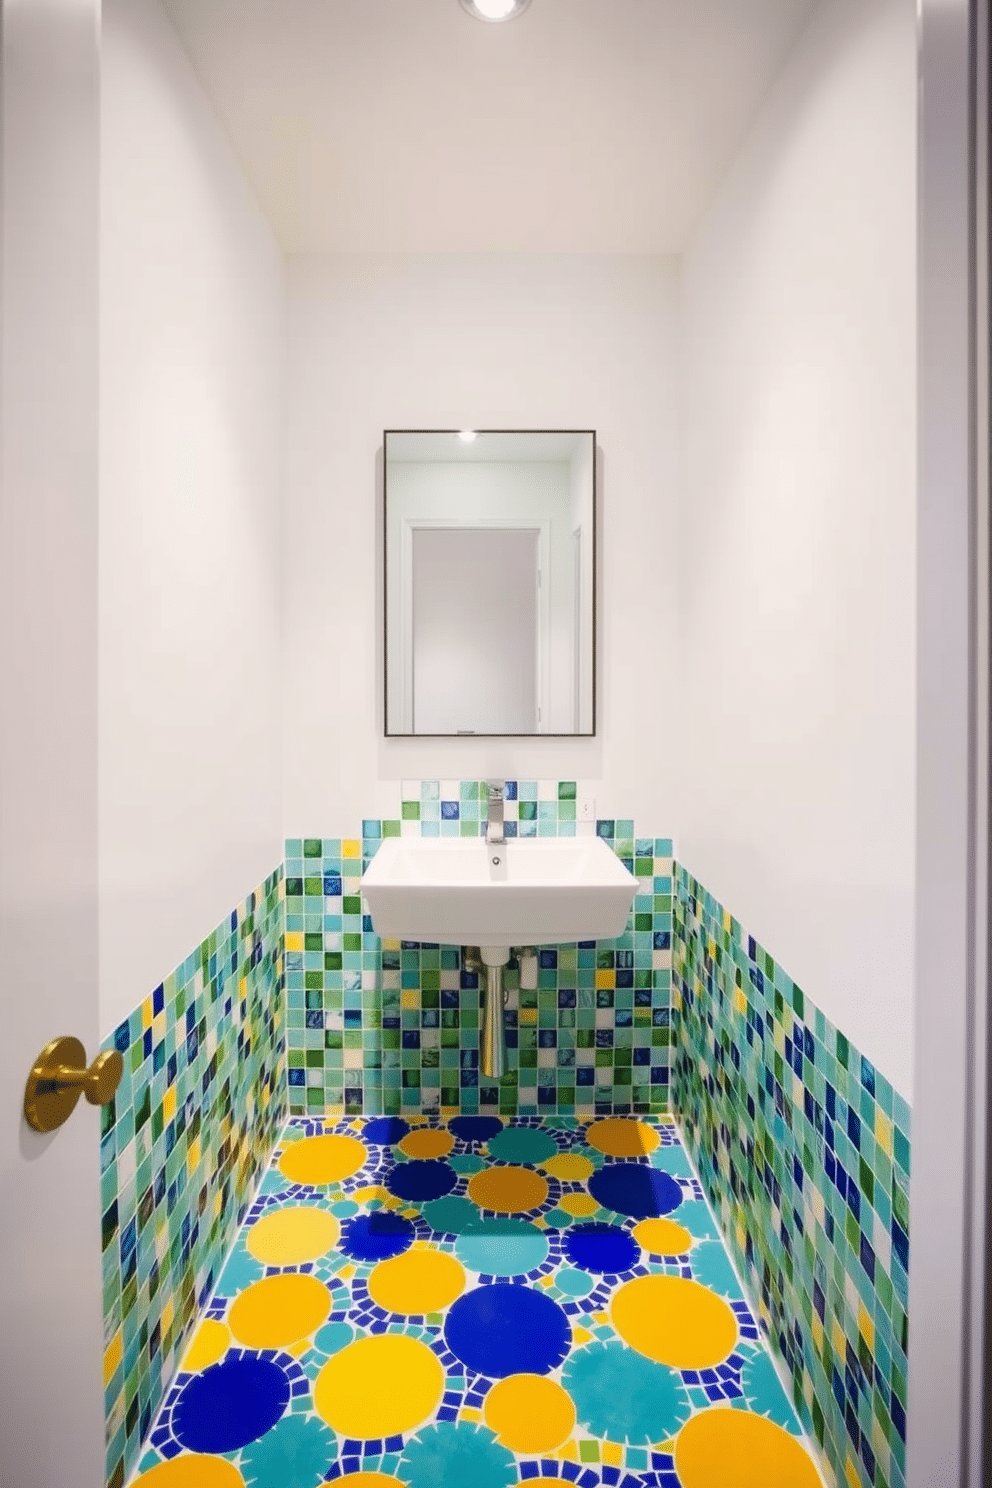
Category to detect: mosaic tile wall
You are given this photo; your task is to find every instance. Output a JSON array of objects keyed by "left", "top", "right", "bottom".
[
  {"left": 100, "top": 866, "right": 287, "bottom": 1488},
  {"left": 671, "top": 864, "right": 911, "bottom": 1488},
  {"left": 285, "top": 779, "right": 673, "bottom": 1119}
]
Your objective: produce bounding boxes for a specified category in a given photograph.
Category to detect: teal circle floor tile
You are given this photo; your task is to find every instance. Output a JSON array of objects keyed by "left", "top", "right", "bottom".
[
  {"left": 240, "top": 1414, "right": 336, "bottom": 1487},
  {"left": 455, "top": 1217, "right": 550, "bottom": 1275},
  {"left": 556, "top": 1266, "right": 595, "bottom": 1297},
  {"left": 421, "top": 1195, "right": 483, "bottom": 1235},
  {"left": 486, "top": 1126, "right": 560, "bottom": 1163},
  {"left": 562, "top": 1338, "right": 692, "bottom": 1445},
  {"left": 689, "top": 1237, "right": 744, "bottom": 1297},
  {"left": 216, "top": 1243, "right": 265, "bottom": 1295},
  {"left": 400, "top": 1420, "right": 516, "bottom": 1488},
  {"left": 314, "top": 1320, "right": 353, "bottom": 1357},
  {"left": 738, "top": 1349, "right": 804, "bottom": 1432},
  {"left": 670, "top": 1197, "right": 719, "bottom": 1239},
  {"left": 449, "top": 1153, "right": 487, "bottom": 1175}
]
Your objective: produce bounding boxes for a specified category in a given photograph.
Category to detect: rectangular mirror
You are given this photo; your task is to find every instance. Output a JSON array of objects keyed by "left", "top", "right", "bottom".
[{"left": 384, "top": 430, "right": 595, "bottom": 736}]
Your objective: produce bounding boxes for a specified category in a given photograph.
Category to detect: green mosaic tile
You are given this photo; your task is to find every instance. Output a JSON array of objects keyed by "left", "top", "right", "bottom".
[
  {"left": 101, "top": 866, "right": 286, "bottom": 1488},
  {"left": 286, "top": 781, "right": 673, "bottom": 1122},
  {"left": 671, "top": 863, "right": 909, "bottom": 1488}
]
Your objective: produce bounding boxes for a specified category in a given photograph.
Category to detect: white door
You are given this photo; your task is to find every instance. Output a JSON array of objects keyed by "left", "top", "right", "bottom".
[
  {"left": 412, "top": 526, "right": 540, "bottom": 734},
  {"left": 0, "top": 3, "right": 106, "bottom": 1486}
]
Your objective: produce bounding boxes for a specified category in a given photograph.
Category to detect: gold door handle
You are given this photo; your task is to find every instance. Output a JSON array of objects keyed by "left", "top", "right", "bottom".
[{"left": 24, "top": 1036, "right": 124, "bottom": 1133}]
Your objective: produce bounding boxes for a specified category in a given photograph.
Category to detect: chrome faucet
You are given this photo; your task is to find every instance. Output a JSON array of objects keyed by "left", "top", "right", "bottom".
[{"left": 486, "top": 780, "right": 505, "bottom": 844}]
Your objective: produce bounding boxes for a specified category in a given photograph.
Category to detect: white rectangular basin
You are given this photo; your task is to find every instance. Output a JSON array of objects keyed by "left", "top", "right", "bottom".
[{"left": 360, "top": 834, "right": 640, "bottom": 948}]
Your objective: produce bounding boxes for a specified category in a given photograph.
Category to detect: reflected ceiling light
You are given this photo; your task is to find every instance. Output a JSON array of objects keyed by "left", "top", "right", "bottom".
[
  {"left": 458, "top": 0, "right": 532, "bottom": 22},
  {"left": 457, "top": 430, "right": 478, "bottom": 442}
]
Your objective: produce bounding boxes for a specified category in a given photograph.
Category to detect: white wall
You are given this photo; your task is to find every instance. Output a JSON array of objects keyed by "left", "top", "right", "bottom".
[
  {"left": 282, "top": 253, "right": 679, "bottom": 831},
  {"left": 677, "top": 0, "right": 917, "bottom": 1096},
  {"left": 99, "top": 0, "right": 285, "bottom": 1033}
]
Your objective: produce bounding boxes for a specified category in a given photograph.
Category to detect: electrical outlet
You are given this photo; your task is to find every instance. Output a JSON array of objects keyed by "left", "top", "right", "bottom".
[{"left": 578, "top": 797, "right": 596, "bottom": 823}]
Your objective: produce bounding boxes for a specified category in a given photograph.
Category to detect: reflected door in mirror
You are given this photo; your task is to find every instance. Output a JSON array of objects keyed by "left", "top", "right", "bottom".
[{"left": 412, "top": 527, "right": 538, "bottom": 733}]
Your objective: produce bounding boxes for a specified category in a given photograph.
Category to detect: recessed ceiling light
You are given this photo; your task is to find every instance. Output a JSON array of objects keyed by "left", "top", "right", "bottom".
[
  {"left": 459, "top": 0, "right": 532, "bottom": 23},
  {"left": 457, "top": 430, "right": 478, "bottom": 442}
]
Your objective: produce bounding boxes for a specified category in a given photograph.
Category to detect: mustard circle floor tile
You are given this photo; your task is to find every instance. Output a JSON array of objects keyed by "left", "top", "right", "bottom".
[
  {"left": 611, "top": 1273, "right": 739, "bottom": 1369},
  {"left": 331, "top": 1476, "right": 405, "bottom": 1487},
  {"left": 246, "top": 1206, "right": 340, "bottom": 1266},
  {"left": 586, "top": 1117, "right": 661, "bottom": 1158},
  {"left": 633, "top": 1217, "right": 694, "bottom": 1256},
  {"left": 398, "top": 1128, "right": 455, "bottom": 1159},
  {"left": 559, "top": 1192, "right": 599, "bottom": 1218},
  {"left": 314, "top": 1333, "right": 445, "bottom": 1439},
  {"left": 228, "top": 1272, "right": 332, "bottom": 1349},
  {"left": 278, "top": 1133, "right": 367, "bottom": 1185},
  {"left": 133, "top": 1457, "right": 244, "bottom": 1486},
  {"left": 543, "top": 1152, "right": 594, "bottom": 1181},
  {"left": 367, "top": 1248, "right": 466, "bottom": 1315},
  {"left": 179, "top": 1319, "right": 230, "bottom": 1373},
  {"left": 675, "top": 1407, "right": 823, "bottom": 1487},
  {"left": 467, "top": 1164, "right": 550, "bottom": 1214},
  {"left": 483, "top": 1372, "right": 576, "bottom": 1454}
]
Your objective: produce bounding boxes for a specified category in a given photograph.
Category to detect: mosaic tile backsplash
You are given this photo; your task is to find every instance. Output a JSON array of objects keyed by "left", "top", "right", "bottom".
[
  {"left": 285, "top": 780, "right": 674, "bottom": 1119},
  {"left": 100, "top": 867, "right": 286, "bottom": 1488},
  {"left": 671, "top": 865, "right": 911, "bottom": 1488}
]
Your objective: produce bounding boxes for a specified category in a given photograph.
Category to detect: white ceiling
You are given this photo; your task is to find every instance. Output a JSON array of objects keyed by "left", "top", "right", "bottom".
[{"left": 163, "top": 0, "right": 819, "bottom": 254}]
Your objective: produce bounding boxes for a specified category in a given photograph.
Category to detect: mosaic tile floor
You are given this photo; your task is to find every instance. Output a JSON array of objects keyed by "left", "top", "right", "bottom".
[{"left": 131, "top": 1116, "right": 824, "bottom": 1488}]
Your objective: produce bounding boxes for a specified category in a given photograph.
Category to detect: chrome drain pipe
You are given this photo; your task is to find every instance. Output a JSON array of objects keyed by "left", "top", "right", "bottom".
[{"left": 481, "top": 962, "right": 505, "bottom": 1080}]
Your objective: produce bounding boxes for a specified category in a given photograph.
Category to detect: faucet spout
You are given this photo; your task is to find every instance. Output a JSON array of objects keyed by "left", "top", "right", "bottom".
[{"left": 486, "top": 780, "right": 505, "bottom": 844}]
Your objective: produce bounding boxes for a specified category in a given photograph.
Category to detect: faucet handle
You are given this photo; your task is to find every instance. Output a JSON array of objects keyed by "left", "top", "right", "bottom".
[{"left": 487, "top": 779, "right": 504, "bottom": 799}]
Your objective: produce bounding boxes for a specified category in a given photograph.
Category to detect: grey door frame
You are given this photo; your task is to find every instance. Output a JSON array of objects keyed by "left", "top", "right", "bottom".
[{"left": 909, "top": 2, "right": 991, "bottom": 1484}]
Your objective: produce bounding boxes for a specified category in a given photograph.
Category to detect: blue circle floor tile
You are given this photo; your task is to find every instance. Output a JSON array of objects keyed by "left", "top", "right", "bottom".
[
  {"left": 588, "top": 1162, "right": 683, "bottom": 1219},
  {"left": 443, "top": 1281, "right": 572, "bottom": 1377},
  {"left": 172, "top": 1355, "right": 289, "bottom": 1453}
]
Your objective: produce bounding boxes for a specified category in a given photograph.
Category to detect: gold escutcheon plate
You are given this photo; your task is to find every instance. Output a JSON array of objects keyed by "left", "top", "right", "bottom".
[{"left": 24, "top": 1035, "right": 123, "bottom": 1133}]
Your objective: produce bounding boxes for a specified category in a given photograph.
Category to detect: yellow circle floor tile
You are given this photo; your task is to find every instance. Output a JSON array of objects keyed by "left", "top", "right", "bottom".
[
  {"left": 315, "top": 1334, "right": 445, "bottom": 1439},
  {"left": 179, "top": 1319, "right": 230, "bottom": 1373},
  {"left": 675, "top": 1408, "right": 822, "bottom": 1487},
  {"left": 559, "top": 1193, "right": 599, "bottom": 1218},
  {"left": 612, "top": 1274, "right": 738, "bottom": 1369},
  {"left": 483, "top": 1372, "right": 576, "bottom": 1454},
  {"left": 468, "top": 1165, "right": 549, "bottom": 1214},
  {"left": 228, "top": 1273, "right": 332, "bottom": 1349},
  {"left": 587, "top": 1118, "right": 660, "bottom": 1158},
  {"left": 332, "top": 1477, "right": 404, "bottom": 1487},
  {"left": 134, "top": 1457, "right": 244, "bottom": 1485},
  {"left": 399, "top": 1128, "right": 454, "bottom": 1159},
  {"left": 543, "top": 1153, "right": 594, "bottom": 1181},
  {"left": 367, "top": 1248, "right": 466, "bottom": 1315},
  {"left": 278, "top": 1134, "right": 367, "bottom": 1185},
  {"left": 633, "top": 1218, "right": 694, "bottom": 1256},
  {"left": 246, "top": 1206, "right": 340, "bottom": 1266}
]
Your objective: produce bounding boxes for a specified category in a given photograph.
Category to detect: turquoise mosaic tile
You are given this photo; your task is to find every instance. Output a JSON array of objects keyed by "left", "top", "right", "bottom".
[
  {"left": 100, "top": 867, "right": 286, "bottom": 1488},
  {"left": 671, "top": 863, "right": 910, "bottom": 1488},
  {"left": 286, "top": 780, "right": 673, "bottom": 1119}
]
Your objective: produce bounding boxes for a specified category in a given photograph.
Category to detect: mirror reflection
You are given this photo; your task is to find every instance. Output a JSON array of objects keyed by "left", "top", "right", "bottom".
[{"left": 384, "top": 430, "right": 595, "bottom": 736}]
